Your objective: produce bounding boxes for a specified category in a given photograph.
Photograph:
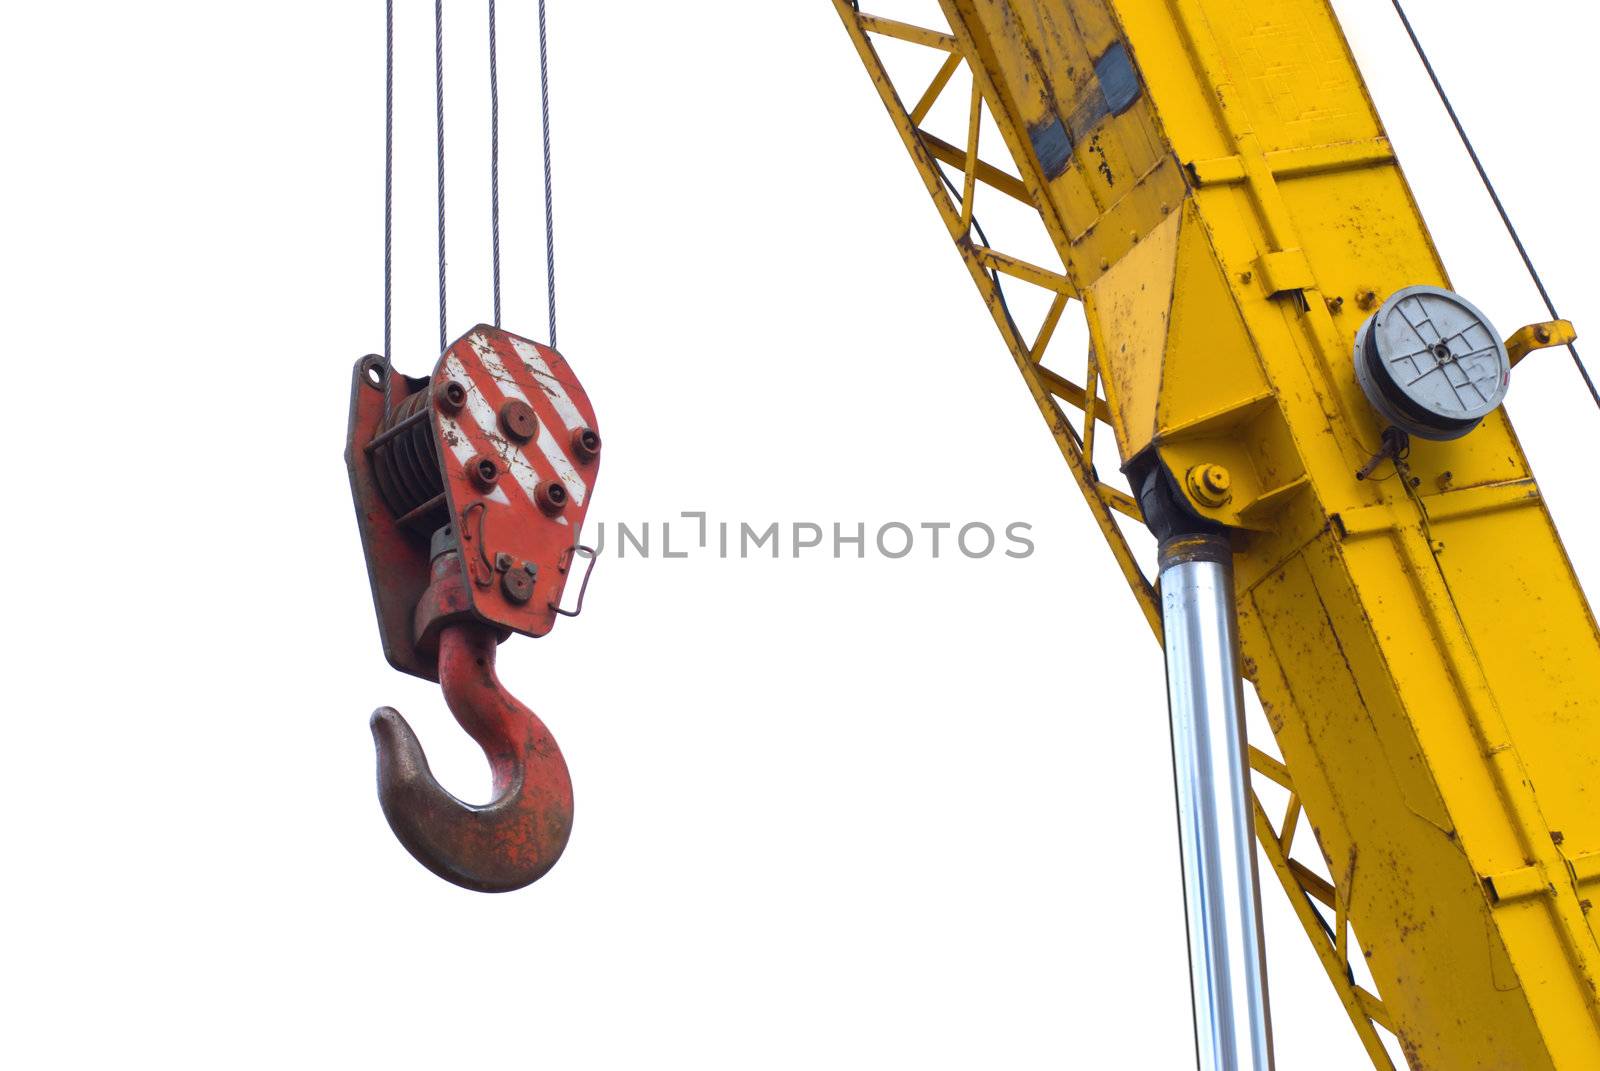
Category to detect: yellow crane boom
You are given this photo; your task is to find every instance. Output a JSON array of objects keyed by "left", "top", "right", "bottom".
[{"left": 833, "top": 2, "right": 1600, "bottom": 1067}]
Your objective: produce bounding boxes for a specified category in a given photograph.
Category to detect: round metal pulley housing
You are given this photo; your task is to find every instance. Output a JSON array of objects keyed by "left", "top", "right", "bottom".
[{"left": 1353, "top": 285, "right": 1509, "bottom": 441}]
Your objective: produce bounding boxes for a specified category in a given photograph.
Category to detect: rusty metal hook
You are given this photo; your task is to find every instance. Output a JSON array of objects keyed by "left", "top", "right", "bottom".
[{"left": 369, "top": 622, "right": 574, "bottom": 893}]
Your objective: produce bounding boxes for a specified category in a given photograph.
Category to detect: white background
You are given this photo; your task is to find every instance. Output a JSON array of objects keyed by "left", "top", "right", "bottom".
[{"left": 3, "top": 2, "right": 1597, "bottom": 1068}]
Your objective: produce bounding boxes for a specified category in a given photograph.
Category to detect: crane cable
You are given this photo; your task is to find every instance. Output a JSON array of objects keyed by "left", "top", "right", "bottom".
[
  {"left": 537, "top": 0, "right": 557, "bottom": 349},
  {"left": 384, "top": 0, "right": 394, "bottom": 362},
  {"left": 1391, "top": 0, "right": 1600, "bottom": 412},
  {"left": 385, "top": 1, "right": 560, "bottom": 357},
  {"left": 489, "top": 0, "right": 501, "bottom": 327},
  {"left": 433, "top": 0, "right": 448, "bottom": 353}
]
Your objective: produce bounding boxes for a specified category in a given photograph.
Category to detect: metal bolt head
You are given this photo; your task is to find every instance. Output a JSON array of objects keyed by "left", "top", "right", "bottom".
[
  {"left": 438, "top": 380, "right": 468, "bottom": 413},
  {"left": 1355, "top": 289, "right": 1379, "bottom": 311},
  {"left": 571, "top": 427, "right": 601, "bottom": 464},
  {"left": 468, "top": 454, "right": 501, "bottom": 491},
  {"left": 501, "top": 564, "right": 536, "bottom": 605},
  {"left": 1187, "top": 463, "right": 1233, "bottom": 508},
  {"left": 494, "top": 552, "right": 515, "bottom": 573},
  {"left": 535, "top": 480, "right": 569, "bottom": 516},
  {"left": 499, "top": 399, "right": 539, "bottom": 442}
]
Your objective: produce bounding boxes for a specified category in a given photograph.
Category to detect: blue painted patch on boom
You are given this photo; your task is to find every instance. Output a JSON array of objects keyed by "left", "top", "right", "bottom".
[
  {"left": 1096, "top": 42, "right": 1141, "bottom": 116},
  {"left": 1067, "top": 41, "right": 1143, "bottom": 143},
  {"left": 1029, "top": 115, "right": 1073, "bottom": 181},
  {"left": 1029, "top": 40, "right": 1144, "bottom": 182}
]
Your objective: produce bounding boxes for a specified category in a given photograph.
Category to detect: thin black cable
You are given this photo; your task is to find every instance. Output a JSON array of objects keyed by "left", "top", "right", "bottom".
[
  {"left": 933, "top": 161, "right": 1085, "bottom": 453},
  {"left": 384, "top": 0, "right": 394, "bottom": 362},
  {"left": 434, "top": 0, "right": 448, "bottom": 352},
  {"left": 488, "top": 0, "right": 501, "bottom": 327},
  {"left": 1391, "top": 0, "right": 1600, "bottom": 411},
  {"left": 537, "top": 0, "right": 557, "bottom": 349},
  {"left": 933, "top": 163, "right": 1020, "bottom": 343}
]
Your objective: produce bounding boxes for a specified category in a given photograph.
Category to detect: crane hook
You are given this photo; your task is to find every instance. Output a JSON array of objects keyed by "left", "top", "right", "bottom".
[{"left": 369, "top": 622, "right": 574, "bottom": 893}]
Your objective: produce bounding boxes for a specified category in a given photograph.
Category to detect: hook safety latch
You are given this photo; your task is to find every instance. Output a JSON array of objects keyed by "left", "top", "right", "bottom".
[{"left": 552, "top": 544, "right": 598, "bottom": 618}]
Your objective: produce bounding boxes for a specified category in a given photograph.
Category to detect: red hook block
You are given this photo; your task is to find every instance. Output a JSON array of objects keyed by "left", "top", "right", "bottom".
[{"left": 345, "top": 325, "right": 601, "bottom": 892}]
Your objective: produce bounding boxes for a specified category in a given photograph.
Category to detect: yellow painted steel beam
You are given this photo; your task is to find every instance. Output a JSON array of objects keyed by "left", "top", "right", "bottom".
[
  {"left": 1253, "top": 793, "right": 1399, "bottom": 1071},
  {"left": 917, "top": 131, "right": 1033, "bottom": 205},
  {"left": 910, "top": 52, "right": 963, "bottom": 126},
  {"left": 835, "top": 0, "right": 1402, "bottom": 1054},
  {"left": 1508, "top": 319, "right": 1579, "bottom": 368},
  {"left": 972, "top": 247, "right": 1075, "bottom": 294},
  {"left": 835, "top": 1, "right": 1600, "bottom": 1067},
  {"left": 854, "top": 13, "right": 956, "bottom": 52},
  {"left": 833, "top": 0, "right": 1161, "bottom": 637}
]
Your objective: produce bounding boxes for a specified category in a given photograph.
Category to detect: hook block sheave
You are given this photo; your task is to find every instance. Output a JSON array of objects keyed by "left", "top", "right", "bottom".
[{"left": 346, "top": 325, "right": 602, "bottom": 892}]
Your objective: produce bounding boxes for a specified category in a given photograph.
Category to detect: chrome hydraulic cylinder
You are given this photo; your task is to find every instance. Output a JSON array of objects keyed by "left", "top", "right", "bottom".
[{"left": 1158, "top": 533, "right": 1275, "bottom": 1071}]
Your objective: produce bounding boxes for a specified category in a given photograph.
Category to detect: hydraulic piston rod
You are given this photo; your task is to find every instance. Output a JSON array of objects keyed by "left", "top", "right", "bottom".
[{"left": 1159, "top": 533, "right": 1275, "bottom": 1071}]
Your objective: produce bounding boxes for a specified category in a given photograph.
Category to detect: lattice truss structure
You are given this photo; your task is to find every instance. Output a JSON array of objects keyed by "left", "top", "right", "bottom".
[{"left": 833, "top": 3, "right": 1401, "bottom": 1065}]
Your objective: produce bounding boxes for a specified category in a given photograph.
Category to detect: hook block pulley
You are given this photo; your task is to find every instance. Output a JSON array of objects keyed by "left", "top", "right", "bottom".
[{"left": 345, "top": 325, "right": 601, "bottom": 892}]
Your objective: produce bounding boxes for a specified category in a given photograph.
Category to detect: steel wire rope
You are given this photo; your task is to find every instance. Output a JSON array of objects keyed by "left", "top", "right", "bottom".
[
  {"left": 537, "top": 0, "right": 558, "bottom": 349},
  {"left": 488, "top": 0, "right": 501, "bottom": 326},
  {"left": 1391, "top": 0, "right": 1600, "bottom": 411},
  {"left": 434, "top": 0, "right": 448, "bottom": 351},
  {"left": 384, "top": 0, "right": 394, "bottom": 362}
]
